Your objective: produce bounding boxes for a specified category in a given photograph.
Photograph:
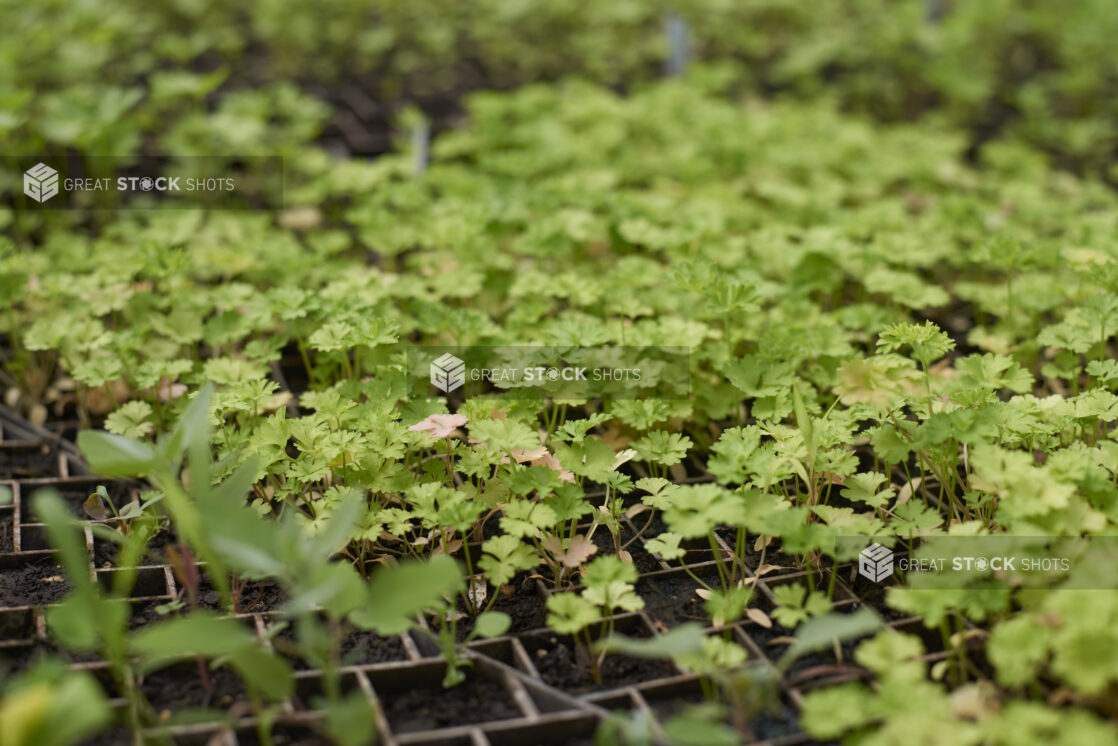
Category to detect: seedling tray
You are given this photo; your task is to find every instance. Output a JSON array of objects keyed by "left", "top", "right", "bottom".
[{"left": 0, "top": 402, "right": 991, "bottom": 744}]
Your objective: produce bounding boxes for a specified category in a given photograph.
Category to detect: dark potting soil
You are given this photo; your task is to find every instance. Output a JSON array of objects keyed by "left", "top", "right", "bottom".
[
  {"left": 273, "top": 626, "right": 408, "bottom": 670},
  {"left": 142, "top": 664, "right": 246, "bottom": 712},
  {"left": 341, "top": 629, "right": 407, "bottom": 665},
  {"left": 128, "top": 599, "right": 175, "bottom": 629},
  {"left": 0, "top": 443, "right": 60, "bottom": 479},
  {"left": 91, "top": 530, "right": 171, "bottom": 569},
  {"left": 749, "top": 699, "right": 805, "bottom": 743},
  {"left": 231, "top": 723, "right": 334, "bottom": 746},
  {"left": 635, "top": 571, "right": 726, "bottom": 627},
  {"left": 713, "top": 527, "right": 807, "bottom": 573},
  {"left": 94, "top": 534, "right": 167, "bottom": 568},
  {"left": 455, "top": 573, "right": 547, "bottom": 640},
  {"left": 589, "top": 526, "right": 660, "bottom": 574},
  {"left": 194, "top": 577, "right": 287, "bottom": 613},
  {"left": 0, "top": 513, "right": 12, "bottom": 553},
  {"left": 843, "top": 575, "right": 911, "bottom": 622},
  {"left": 0, "top": 642, "right": 51, "bottom": 674},
  {"left": 646, "top": 688, "right": 802, "bottom": 742},
  {"left": 0, "top": 560, "right": 71, "bottom": 606},
  {"left": 525, "top": 635, "right": 679, "bottom": 694},
  {"left": 82, "top": 726, "right": 131, "bottom": 746},
  {"left": 379, "top": 672, "right": 521, "bottom": 733},
  {"left": 745, "top": 621, "right": 865, "bottom": 681},
  {"left": 1, "top": 640, "right": 100, "bottom": 674},
  {"left": 22, "top": 480, "right": 133, "bottom": 523}
]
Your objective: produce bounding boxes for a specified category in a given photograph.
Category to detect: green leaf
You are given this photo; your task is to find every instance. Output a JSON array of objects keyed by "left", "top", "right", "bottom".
[
  {"left": 877, "top": 321, "right": 955, "bottom": 365},
  {"left": 472, "top": 611, "right": 511, "bottom": 639},
  {"left": 479, "top": 535, "right": 539, "bottom": 587},
  {"left": 841, "top": 472, "right": 895, "bottom": 509},
  {"left": 584, "top": 555, "right": 639, "bottom": 587},
  {"left": 771, "top": 583, "right": 831, "bottom": 628},
  {"left": 645, "top": 532, "right": 686, "bottom": 561},
  {"left": 104, "top": 401, "right": 155, "bottom": 440},
  {"left": 352, "top": 556, "right": 463, "bottom": 635},
  {"left": 229, "top": 646, "right": 294, "bottom": 702},
  {"left": 469, "top": 418, "right": 540, "bottom": 454},
  {"left": 595, "top": 623, "right": 705, "bottom": 659},
  {"left": 82, "top": 487, "right": 111, "bottom": 521},
  {"left": 76, "top": 431, "right": 157, "bottom": 477},
  {"left": 632, "top": 430, "right": 692, "bottom": 467},
  {"left": 779, "top": 608, "right": 882, "bottom": 669},
  {"left": 662, "top": 705, "right": 741, "bottom": 746},
  {"left": 853, "top": 629, "right": 926, "bottom": 684},
  {"left": 0, "top": 666, "right": 112, "bottom": 746},
  {"left": 546, "top": 593, "right": 600, "bottom": 635},
  {"left": 321, "top": 690, "right": 376, "bottom": 746},
  {"left": 131, "top": 612, "right": 259, "bottom": 667},
  {"left": 986, "top": 615, "right": 1048, "bottom": 688},
  {"left": 800, "top": 683, "right": 877, "bottom": 740},
  {"left": 499, "top": 500, "right": 558, "bottom": 538}
]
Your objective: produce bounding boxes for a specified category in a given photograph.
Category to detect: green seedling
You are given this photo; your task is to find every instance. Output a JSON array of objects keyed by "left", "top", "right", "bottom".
[
  {"left": 0, "top": 661, "right": 112, "bottom": 746},
  {"left": 546, "top": 555, "right": 644, "bottom": 684}
]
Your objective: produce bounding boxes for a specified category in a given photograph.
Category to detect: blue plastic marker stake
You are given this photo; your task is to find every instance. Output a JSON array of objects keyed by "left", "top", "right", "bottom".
[
  {"left": 412, "top": 118, "right": 430, "bottom": 175},
  {"left": 663, "top": 14, "right": 689, "bottom": 77}
]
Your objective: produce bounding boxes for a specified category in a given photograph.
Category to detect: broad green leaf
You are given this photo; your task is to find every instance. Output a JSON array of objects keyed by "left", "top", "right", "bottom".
[
  {"left": 76, "top": 431, "right": 157, "bottom": 477},
  {"left": 352, "top": 555, "right": 463, "bottom": 635},
  {"left": 0, "top": 668, "right": 111, "bottom": 746},
  {"left": 595, "top": 623, "right": 705, "bottom": 659},
  {"left": 779, "top": 608, "right": 882, "bottom": 669},
  {"left": 472, "top": 611, "right": 511, "bottom": 639},
  {"left": 131, "top": 612, "right": 259, "bottom": 667}
]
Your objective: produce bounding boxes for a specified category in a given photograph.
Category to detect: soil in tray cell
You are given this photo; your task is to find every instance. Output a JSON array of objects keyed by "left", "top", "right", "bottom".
[
  {"left": 192, "top": 576, "right": 287, "bottom": 614},
  {"left": 842, "top": 573, "right": 911, "bottom": 622},
  {"left": 92, "top": 536, "right": 165, "bottom": 569},
  {"left": 712, "top": 527, "right": 810, "bottom": 574},
  {"left": 142, "top": 664, "right": 247, "bottom": 712},
  {"left": 523, "top": 634, "right": 679, "bottom": 694},
  {"left": 83, "top": 727, "right": 132, "bottom": 746},
  {"left": 0, "top": 641, "right": 101, "bottom": 674},
  {"left": 379, "top": 671, "right": 521, "bottom": 733},
  {"left": 18, "top": 479, "right": 133, "bottom": 523},
  {"left": 0, "top": 512, "right": 13, "bottom": 553},
  {"left": 0, "top": 443, "right": 60, "bottom": 479},
  {"left": 635, "top": 571, "right": 728, "bottom": 627},
  {"left": 227, "top": 725, "right": 333, "bottom": 746},
  {"left": 744, "top": 620, "right": 867, "bottom": 682},
  {"left": 0, "top": 560, "right": 72, "bottom": 607},
  {"left": 272, "top": 626, "right": 408, "bottom": 670},
  {"left": 96, "top": 526, "right": 176, "bottom": 569},
  {"left": 340, "top": 629, "right": 407, "bottom": 665},
  {"left": 588, "top": 525, "right": 661, "bottom": 574},
  {"left": 127, "top": 599, "right": 177, "bottom": 629},
  {"left": 646, "top": 685, "right": 802, "bottom": 743},
  {"left": 453, "top": 572, "right": 548, "bottom": 640},
  {"left": 1, "top": 642, "right": 52, "bottom": 674}
]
